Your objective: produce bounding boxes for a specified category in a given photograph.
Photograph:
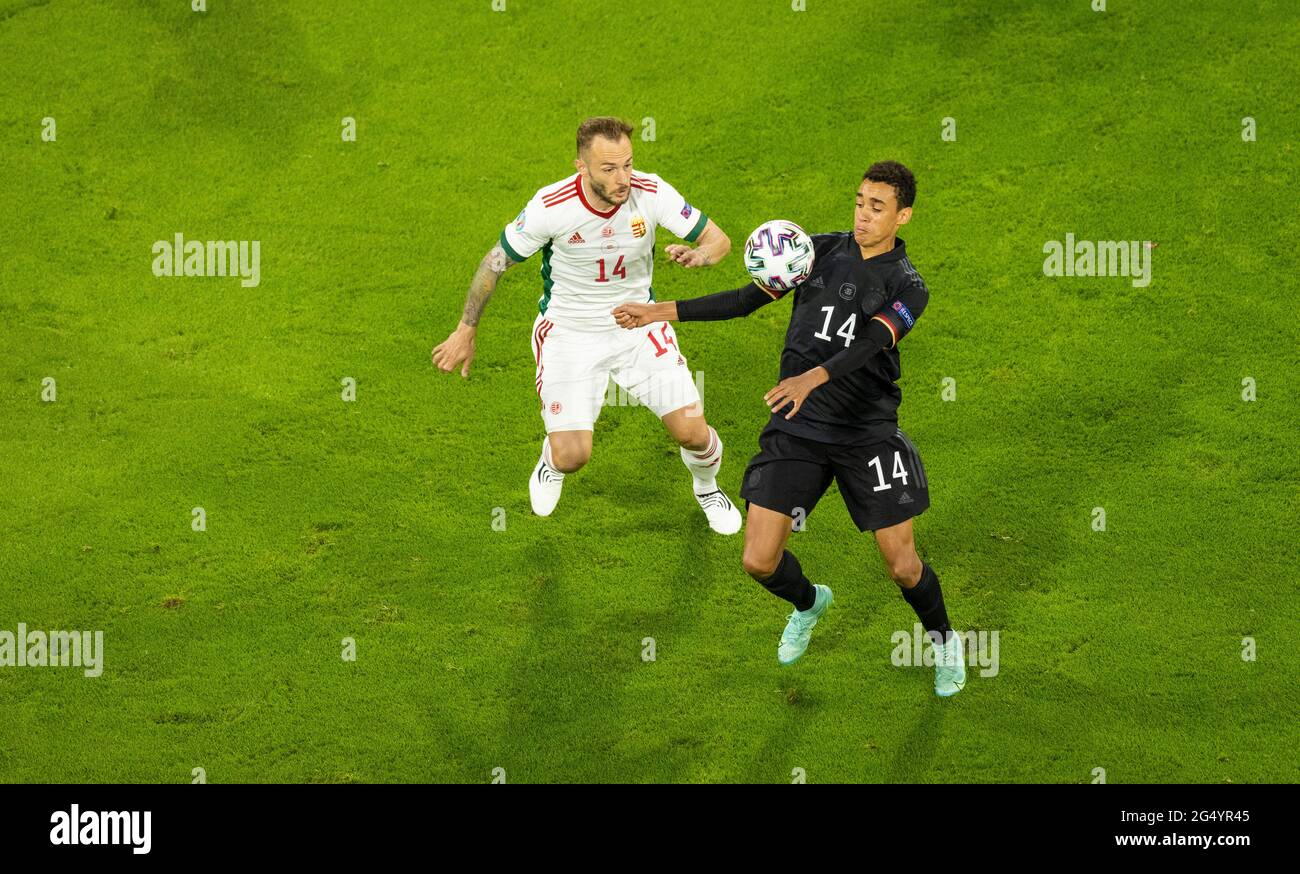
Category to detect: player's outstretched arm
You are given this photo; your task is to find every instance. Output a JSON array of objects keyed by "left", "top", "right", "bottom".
[
  {"left": 432, "top": 243, "right": 518, "bottom": 378},
  {"left": 612, "top": 281, "right": 774, "bottom": 329},
  {"left": 664, "top": 219, "right": 730, "bottom": 268},
  {"left": 612, "top": 300, "right": 679, "bottom": 328}
]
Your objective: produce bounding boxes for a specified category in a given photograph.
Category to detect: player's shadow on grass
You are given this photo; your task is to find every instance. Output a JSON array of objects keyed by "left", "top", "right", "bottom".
[
  {"left": 498, "top": 458, "right": 747, "bottom": 782},
  {"left": 738, "top": 678, "right": 819, "bottom": 784},
  {"left": 886, "top": 696, "right": 949, "bottom": 781},
  {"left": 498, "top": 532, "right": 644, "bottom": 781}
]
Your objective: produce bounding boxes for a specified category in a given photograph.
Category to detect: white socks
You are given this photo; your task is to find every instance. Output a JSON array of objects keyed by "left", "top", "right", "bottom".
[
  {"left": 542, "top": 437, "right": 565, "bottom": 479},
  {"left": 680, "top": 426, "right": 723, "bottom": 493}
]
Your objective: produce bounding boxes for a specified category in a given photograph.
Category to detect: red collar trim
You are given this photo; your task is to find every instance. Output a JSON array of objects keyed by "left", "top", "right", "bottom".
[{"left": 577, "top": 176, "right": 620, "bottom": 219}]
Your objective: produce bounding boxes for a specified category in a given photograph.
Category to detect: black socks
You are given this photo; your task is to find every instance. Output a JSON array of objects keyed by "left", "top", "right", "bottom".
[
  {"left": 758, "top": 553, "right": 949, "bottom": 635},
  {"left": 901, "top": 562, "right": 952, "bottom": 643},
  {"left": 758, "top": 550, "right": 817, "bottom": 612}
]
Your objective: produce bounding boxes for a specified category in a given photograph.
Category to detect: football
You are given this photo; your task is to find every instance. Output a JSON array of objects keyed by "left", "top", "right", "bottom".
[{"left": 743, "top": 220, "right": 815, "bottom": 292}]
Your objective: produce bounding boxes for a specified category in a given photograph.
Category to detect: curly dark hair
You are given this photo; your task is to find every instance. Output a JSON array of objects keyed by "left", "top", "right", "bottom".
[{"left": 863, "top": 161, "right": 916, "bottom": 209}]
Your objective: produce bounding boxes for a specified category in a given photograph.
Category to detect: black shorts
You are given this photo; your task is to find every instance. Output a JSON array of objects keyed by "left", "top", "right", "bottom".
[{"left": 739, "top": 425, "right": 930, "bottom": 532}]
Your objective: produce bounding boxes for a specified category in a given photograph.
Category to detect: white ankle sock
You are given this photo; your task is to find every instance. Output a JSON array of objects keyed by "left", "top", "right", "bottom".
[
  {"left": 680, "top": 427, "right": 722, "bottom": 492},
  {"left": 542, "top": 437, "right": 565, "bottom": 478}
]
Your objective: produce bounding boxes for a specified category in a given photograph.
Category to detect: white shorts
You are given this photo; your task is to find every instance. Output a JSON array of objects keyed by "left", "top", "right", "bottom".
[{"left": 531, "top": 313, "right": 701, "bottom": 432}]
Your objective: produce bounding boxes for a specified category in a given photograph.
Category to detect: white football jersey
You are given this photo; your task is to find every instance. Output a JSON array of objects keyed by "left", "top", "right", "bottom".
[{"left": 500, "top": 172, "right": 709, "bottom": 331}]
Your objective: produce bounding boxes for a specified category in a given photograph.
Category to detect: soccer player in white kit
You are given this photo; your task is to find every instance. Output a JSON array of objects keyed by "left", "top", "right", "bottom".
[{"left": 432, "top": 117, "right": 742, "bottom": 534}]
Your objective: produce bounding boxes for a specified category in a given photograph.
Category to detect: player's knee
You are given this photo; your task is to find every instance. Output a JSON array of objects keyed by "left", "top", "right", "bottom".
[
  {"left": 742, "top": 548, "right": 781, "bottom": 580},
  {"left": 550, "top": 443, "right": 591, "bottom": 473},
  {"left": 888, "top": 553, "right": 923, "bottom": 587},
  {"left": 671, "top": 412, "right": 710, "bottom": 451}
]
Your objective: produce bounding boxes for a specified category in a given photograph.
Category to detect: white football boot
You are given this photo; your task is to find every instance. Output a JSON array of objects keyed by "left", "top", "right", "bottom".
[
  {"left": 529, "top": 450, "right": 565, "bottom": 516},
  {"left": 694, "top": 487, "right": 742, "bottom": 535},
  {"left": 680, "top": 429, "right": 742, "bottom": 535}
]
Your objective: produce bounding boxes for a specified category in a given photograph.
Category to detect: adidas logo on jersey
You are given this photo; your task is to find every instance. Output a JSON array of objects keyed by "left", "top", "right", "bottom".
[
  {"left": 898, "top": 492, "right": 914, "bottom": 505},
  {"left": 809, "top": 275, "right": 825, "bottom": 288},
  {"left": 568, "top": 232, "right": 585, "bottom": 245}
]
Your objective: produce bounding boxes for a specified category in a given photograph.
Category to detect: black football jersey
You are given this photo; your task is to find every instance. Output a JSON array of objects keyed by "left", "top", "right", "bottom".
[{"left": 767, "top": 233, "right": 929, "bottom": 445}]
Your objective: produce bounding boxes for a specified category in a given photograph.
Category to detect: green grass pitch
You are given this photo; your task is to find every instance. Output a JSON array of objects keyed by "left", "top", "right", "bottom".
[{"left": 1, "top": 0, "right": 1296, "bottom": 783}]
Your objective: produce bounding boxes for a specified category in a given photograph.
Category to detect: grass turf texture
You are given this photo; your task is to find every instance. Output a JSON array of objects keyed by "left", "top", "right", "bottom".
[{"left": 1, "top": 0, "right": 1297, "bottom": 784}]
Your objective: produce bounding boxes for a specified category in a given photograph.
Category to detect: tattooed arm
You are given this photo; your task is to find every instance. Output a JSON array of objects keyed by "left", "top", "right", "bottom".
[
  {"left": 432, "top": 243, "right": 518, "bottom": 378},
  {"left": 460, "top": 243, "right": 518, "bottom": 328}
]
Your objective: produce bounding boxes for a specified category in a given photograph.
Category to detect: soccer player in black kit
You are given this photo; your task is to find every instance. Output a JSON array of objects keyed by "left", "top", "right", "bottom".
[{"left": 613, "top": 161, "right": 965, "bottom": 697}]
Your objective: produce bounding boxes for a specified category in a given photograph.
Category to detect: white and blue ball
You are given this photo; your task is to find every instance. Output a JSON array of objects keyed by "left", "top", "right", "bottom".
[{"left": 744, "top": 220, "right": 815, "bottom": 292}]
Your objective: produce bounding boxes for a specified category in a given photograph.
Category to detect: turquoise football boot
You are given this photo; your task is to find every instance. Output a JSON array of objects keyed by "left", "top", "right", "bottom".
[
  {"left": 933, "top": 630, "right": 967, "bottom": 697},
  {"left": 777, "top": 585, "right": 833, "bottom": 665}
]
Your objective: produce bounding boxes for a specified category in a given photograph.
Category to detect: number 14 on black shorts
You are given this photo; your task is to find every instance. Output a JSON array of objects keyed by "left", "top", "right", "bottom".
[{"left": 740, "top": 426, "right": 930, "bottom": 533}]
